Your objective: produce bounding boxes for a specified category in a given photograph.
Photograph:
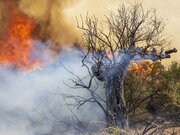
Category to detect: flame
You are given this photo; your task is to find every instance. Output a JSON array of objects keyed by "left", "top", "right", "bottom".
[
  {"left": 129, "top": 60, "right": 154, "bottom": 75},
  {"left": 0, "top": 1, "right": 42, "bottom": 71},
  {"left": 128, "top": 60, "right": 161, "bottom": 82}
]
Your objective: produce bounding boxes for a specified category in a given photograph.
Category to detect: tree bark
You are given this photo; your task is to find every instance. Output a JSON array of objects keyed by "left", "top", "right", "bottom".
[
  {"left": 105, "top": 71, "right": 129, "bottom": 129},
  {"left": 103, "top": 54, "right": 134, "bottom": 129}
]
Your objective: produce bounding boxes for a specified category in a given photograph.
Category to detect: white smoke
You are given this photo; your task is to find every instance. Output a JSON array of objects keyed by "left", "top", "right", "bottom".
[{"left": 0, "top": 43, "right": 104, "bottom": 135}]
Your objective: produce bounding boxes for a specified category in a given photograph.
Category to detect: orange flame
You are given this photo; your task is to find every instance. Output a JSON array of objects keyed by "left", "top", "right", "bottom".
[
  {"left": 0, "top": 1, "right": 42, "bottom": 71},
  {"left": 129, "top": 60, "right": 154, "bottom": 75},
  {"left": 128, "top": 60, "right": 161, "bottom": 82}
]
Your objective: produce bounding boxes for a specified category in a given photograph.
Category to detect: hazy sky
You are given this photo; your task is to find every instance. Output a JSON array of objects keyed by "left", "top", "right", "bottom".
[{"left": 66, "top": 0, "right": 180, "bottom": 65}]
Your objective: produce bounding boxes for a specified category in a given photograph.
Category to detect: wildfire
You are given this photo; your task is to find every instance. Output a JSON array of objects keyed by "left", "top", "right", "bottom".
[
  {"left": 128, "top": 60, "right": 161, "bottom": 82},
  {"left": 0, "top": 1, "right": 42, "bottom": 71},
  {"left": 129, "top": 60, "right": 154, "bottom": 75}
]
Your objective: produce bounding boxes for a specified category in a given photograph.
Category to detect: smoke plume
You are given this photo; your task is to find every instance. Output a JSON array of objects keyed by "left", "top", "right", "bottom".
[{"left": 0, "top": 48, "right": 104, "bottom": 135}]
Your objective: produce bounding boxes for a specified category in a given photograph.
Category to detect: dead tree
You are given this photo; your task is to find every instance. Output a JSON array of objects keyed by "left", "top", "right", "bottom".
[{"left": 71, "top": 3, "right": 177, "bottom": 129}]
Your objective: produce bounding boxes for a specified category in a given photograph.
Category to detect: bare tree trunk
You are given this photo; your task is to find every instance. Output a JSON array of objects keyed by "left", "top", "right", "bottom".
[
  {"left": 103, "top": 54, "right": 133, "bottom": 129},
  {"left": 105, "top": 70, "right": 129, "bottom": 129},
  {"left": 91, "top": 60, "right": 130, "bottom": 129}
]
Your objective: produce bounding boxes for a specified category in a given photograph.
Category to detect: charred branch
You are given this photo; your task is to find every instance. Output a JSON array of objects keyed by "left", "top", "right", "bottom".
[{"left": 165, "top": 48, "right": 178, "bottom": 55}]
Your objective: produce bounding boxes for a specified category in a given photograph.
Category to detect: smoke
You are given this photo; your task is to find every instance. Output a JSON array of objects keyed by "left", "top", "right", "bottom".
[
  {"left": 19, "top": 0, "right": 79, "bottom": 45},
  {"left": 0, "top": 0, "right": 8, "bottom": 35},
  {"left": 0, "top": 2, "right": 104, "bottom": 134},
  {"left": 0, "top": 46, "right": 104, "bottom": 135}
]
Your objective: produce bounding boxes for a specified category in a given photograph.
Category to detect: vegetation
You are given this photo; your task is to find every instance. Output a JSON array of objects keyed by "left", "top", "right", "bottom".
[
  {"left": 73, "top": 2, "right": 177, "bottom": 130},
  {"left": 125, "top": 61, "right": 180, "bottom": 125},
  {"left": 101, "top": 61, "right": 180, "bottom": 134},
  {"left": 63, "top": 2, "right": 178, "bottom": 134}
]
